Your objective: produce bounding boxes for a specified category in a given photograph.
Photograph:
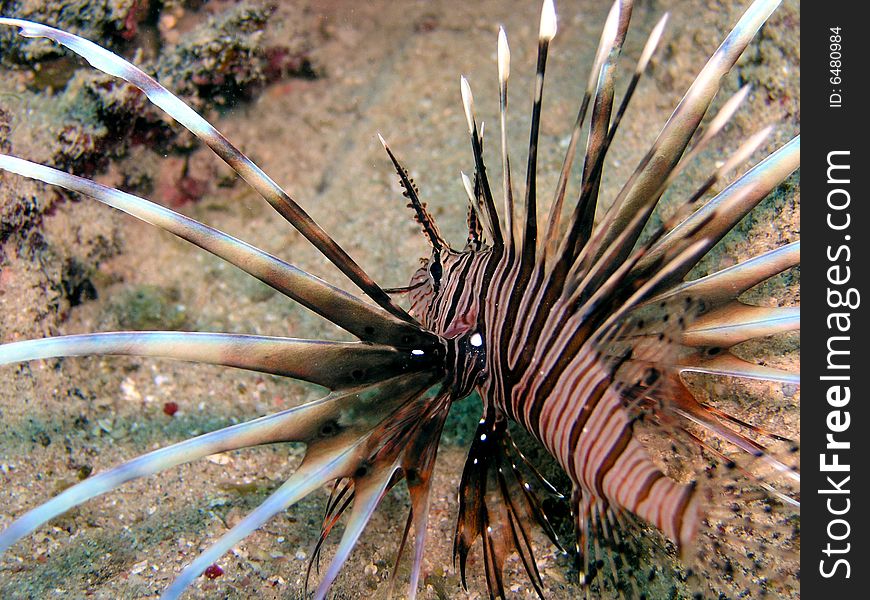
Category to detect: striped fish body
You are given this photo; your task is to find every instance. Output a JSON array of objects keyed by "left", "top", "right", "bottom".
[
  {"left": 409, "top": 234, "right": 701, "bottom": 556},
  {"left": 401, "top": 3, "right": 800, "bottom": 592}
]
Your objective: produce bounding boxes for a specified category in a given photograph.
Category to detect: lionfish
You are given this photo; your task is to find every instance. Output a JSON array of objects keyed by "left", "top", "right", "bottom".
[{"left": 0, "top": 0, "right": 799, "bottom": 598}]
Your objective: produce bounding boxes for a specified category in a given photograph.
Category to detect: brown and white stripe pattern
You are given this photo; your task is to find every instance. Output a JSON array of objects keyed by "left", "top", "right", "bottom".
[
  {"left": 405, "top": 0, "right": 797, "bottom": 591},
  {"left": 0, "top": 0, "right": 798, "bottom": 598}
]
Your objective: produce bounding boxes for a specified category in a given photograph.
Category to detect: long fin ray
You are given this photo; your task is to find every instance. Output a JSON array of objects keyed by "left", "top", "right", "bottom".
[
  {"left": 0, "top": 332, "right": 427, "bottom": 389},
  {"left": 518, "top": 0, "right": 558, "bottom": 268},
  {"left": 678, "top": 349, "right": 799, "bottom": 384},
  {"left": 682, "top": 303, "right": 799, "bottom": 347},
  {"left": 0, "top": 397, "right": 337, "bottom": 555},
  {"left": 637, "top": 136, "right": 800, "bottom": 286},
  {"left": 544, "top": 1, "right": 628, "bottom": 262},
  {"left": 313, "top": 464, "right": 397, "bottom": 600},
  {"left": 652, "top": 240, "right": 800, "bottom": 307},
  {"left": 0, "top": 154, "right": 429, "bottom": 346},
  {"left": 586, "top": 0, "right": 783, "bottom": 267},
  {"left": 0, "top": 18, "right": 412, "bottom": 321},
  {"left": 460, "top": 77, "right": 503, "bottom": 249},
  {"left": 162, "top": 445, "right": 363, "bottom": 600}
]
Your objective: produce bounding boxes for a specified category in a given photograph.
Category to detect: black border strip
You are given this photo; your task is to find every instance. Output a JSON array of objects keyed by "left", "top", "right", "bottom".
[{"left": 804, "top": 2, "right": 869, "bottom": 595}]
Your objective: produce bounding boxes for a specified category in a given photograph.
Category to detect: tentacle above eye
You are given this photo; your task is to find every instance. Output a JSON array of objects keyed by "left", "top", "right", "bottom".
[
  {"left": 0, "top": 17, "right": 412, "bottom": 323},
  {"left": 0, "top": 332, "right": 431, "bottom": 389},
  {"left": 0, "top": 154, "right": 431, "bottom": 348}
]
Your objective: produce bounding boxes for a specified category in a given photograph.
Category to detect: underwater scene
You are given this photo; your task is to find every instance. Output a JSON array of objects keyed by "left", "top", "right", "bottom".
[{"left": 0, "top": 0, "right": 798, "bottom": 598}]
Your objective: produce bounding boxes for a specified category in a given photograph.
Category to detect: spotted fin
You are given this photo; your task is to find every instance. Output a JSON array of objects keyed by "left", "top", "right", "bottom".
[{"left": 453, "top": 406, "right": 564, "bottom": 599}]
